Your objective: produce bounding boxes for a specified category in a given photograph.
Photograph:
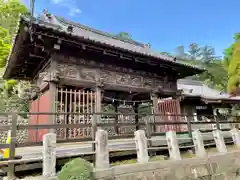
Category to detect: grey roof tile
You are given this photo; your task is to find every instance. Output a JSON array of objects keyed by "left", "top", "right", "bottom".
[
  {"left": 177, "top": 79, "right": 240, "bottom": 100},
  {"left": 23, "top": 14, "right": 203, "bottom": 71}
]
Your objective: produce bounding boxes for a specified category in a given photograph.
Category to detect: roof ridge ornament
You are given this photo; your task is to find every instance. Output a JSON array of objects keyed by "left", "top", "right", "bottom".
[
  {"left": 41, "top": 10, "right": 66, "bottom": 31},
  {"left": 144, "top": 43, "right": 151, "bottom": 48}
]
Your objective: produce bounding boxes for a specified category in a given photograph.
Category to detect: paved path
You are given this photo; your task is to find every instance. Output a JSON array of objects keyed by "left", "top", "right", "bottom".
[{"left": 14, "top": 131, "right": 232, "bottom": 160}]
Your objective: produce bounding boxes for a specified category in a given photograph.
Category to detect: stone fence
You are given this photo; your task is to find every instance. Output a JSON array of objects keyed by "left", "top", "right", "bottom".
[
  {"left": 12, "top": 128, "right": 240, "bottom": 179},
  {"left": 0, "top": 116, "right": 28, "bottom": 144}
]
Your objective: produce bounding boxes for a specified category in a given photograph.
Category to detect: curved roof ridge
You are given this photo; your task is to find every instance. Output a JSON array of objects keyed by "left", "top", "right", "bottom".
[{"left": 55, "top": 16, "right": 146, "bottom": 48}]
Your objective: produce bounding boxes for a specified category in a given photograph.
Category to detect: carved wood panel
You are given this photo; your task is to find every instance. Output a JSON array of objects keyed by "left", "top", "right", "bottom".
[
  {"left": 57, "top": 64, "right": 78, "bottom": 79},
  {"left": 36, "top": 66, "right": 50, "bottom": 89},
  {"left": 57, "top": 61, "right": 177, "bottom": 91}
]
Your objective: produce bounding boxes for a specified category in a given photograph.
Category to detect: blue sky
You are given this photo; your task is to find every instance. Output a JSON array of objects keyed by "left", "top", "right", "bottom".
[{"left": 21, "top": 0, "right": 240, "bottom": 57}]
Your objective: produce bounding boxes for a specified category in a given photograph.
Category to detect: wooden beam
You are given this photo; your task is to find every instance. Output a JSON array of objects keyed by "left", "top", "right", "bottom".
[
  {"left": 34, "top": 31, "right": 202, "bottom": 77},
  {"left": 120, "top": 54, "right": 132, "bottom": 60},
  {"left": 32, "top": 55, "right": 50, "bottom": 80},
  {"left": 103, "top": 50, "right": 117, "bottom": 57},
  {"left": 35, "top": 32, "right": 166, "bottom": 67},
  {"left": 29, "top": 53, "right": 45, "bottom": 59}
]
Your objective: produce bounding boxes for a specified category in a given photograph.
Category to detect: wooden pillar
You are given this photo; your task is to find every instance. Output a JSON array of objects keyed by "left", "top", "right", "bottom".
[
  {"left": 94, "top": 86, "right": 102, "bottom": 116},
  {"left": 151, "top": 90, "right": 160, "bottom": 132},
  {"left": 113, "top": 102, "right": 119, "bottom": 135},
  {"left": 48, "top": 56, "right": 59, "bottom": 132},
  {"left": 133, "top": 103, "right": 140, "bottom": 130},
  {"left": 93, "top": 82, "right": 103, "bottom": 136},
  {"left": 92, "top": 82, "right": 103, "bottom": 155}
]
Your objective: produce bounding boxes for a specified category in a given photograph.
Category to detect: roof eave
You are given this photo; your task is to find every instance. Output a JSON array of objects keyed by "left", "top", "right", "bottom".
[
  {"left": 21, "top": 15, "right": 204, "bottom": 71},
  {"left": 4, "top": 15, "right": 205, "bottom": 80}
]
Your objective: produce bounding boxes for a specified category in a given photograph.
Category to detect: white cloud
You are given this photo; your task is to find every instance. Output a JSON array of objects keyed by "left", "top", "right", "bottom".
[{"left": 51, "top": 0, "right": 81, "bottom": 16}]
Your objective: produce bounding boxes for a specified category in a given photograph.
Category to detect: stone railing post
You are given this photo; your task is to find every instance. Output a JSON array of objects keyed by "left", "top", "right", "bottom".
[
  {"left": 43, "top": 132, "right": 56, "bottom": 178},
  {"left": 95, "top": 129, "right": 109, "bottom": 169},
  {"left": 135, "top": 130, "right": 149, "bottom": 163},
  {"left": 212, "top": 130, "right": 227, "bottom": 153},
  {"left": 230, "top": 128, "right": 240, "bottom": 147},
  {"left": 192, "top": 129, "right": 207, "bottom": 158},
  {"left": 166, "top": 131, "right": 181, "bottom": 160}
]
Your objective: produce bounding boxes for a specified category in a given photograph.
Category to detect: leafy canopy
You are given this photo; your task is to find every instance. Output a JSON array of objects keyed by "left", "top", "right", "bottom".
[
  {"left": 223, "top": 33, "right": 240, "bottom": 70},
  {"left": 116, "top": 32, "right": 133, "bottom": 40},
  {"left": 227, "top": 41, "right": 240, "bottom": 94},
  {"left": 0, "top": 0, "right": 29, "bottom": 113},
  {"left": 223, "top": 33, "right": 240, "bottom": 95},
  {"left": 173, "top": 43, "right": 227, "bottom": 91},
  {"left": 0, "top": 27, "right": 11, "bottom": 68},
  {"left": 0, "top": 0, "right": 28, "bottom": 37}
]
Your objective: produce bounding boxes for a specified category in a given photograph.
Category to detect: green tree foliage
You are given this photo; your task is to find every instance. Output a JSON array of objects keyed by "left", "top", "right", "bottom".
[
  {"left": 0, "top": 0, "right": 29, "bottom": 112},
  {"left": 223, "top": 44, "right": 234, "bottom": 69},
  {"left": 0, "top": 0, "right": 28, "bottom": 37},
  {"left": 0, "top": 27, "right": 11, "bottom": 68},
  {"left": 227, "top": 41, "right": 240, "bottom": 94},
  {"left": 58, "top": 158, "right": 94, "bottom": 180},
  {"left": 200, "top": 45, "right": 217, "bottom": 64},
  {"left": 223, "top": 33, "right": 240, "bottom": 95},
  {"left": 0, "top": 0, "right": 28, "bottom": 65},
  {"left": 188, "top": 43, "right": 201, "bottom": 60},
  {"left": 223, "top": 33, "right": 240, "bottom": 69},
  {"left": 161, "top": 52, "right": 173, "bottom": 56},
  {"left": 116, "top": 32, "right": 132, "bottom": 40},
  {"left": 0, "top": 0, "right": 28, "bottom": 68},
  {"left": 173, "top": 43, "right": 227, "bottom": 91}
]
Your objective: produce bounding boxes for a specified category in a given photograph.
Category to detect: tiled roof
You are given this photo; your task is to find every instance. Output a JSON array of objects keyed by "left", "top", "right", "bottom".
[
  {"left": 22, "top": 13, "right": 203, "bottom": 71},
  {"left": 177, "top": 79, "right": 240, "bottom": 101}
]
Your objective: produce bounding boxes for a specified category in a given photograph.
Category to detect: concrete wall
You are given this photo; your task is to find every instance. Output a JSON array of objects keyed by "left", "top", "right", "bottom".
[{"left": 95, "top": 150, "right": 240, "bottom": 180}]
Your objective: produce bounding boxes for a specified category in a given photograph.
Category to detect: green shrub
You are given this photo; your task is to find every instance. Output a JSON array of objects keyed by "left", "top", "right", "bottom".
[{"left": 58, "top": 158, "right": 94, "bottom": 180}]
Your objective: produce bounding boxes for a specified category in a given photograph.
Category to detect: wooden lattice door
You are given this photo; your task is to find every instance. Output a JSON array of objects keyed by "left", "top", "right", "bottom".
[
  {"left": 56, "top": 87, "right": 96, "bottom": 139},
  {"left": 158, "top": 98, "right": 182, "bottom": 132}
]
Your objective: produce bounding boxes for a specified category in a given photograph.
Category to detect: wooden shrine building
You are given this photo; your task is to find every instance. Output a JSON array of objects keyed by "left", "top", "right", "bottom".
[
  {"left": 3, "top": 11, "right": 204, "bottom": 141},
  {"left": 177, "top": 79, "right": 240, "bottom": 129}
]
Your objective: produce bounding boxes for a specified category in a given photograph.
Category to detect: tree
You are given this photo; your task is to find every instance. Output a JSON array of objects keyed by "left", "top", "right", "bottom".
[
  {"left": 223, "top": 44, "right": 234, "bottom": 69},
  {"left": 116, "top": 32, "right": 132, "bottom": 40},
  {"left": 224, "top": 33, "right": 240, "bottom": 70},
  {"left": 0, "top": 0, "right": 29, "bottom": 112},
  {"left": 161, "top": 52, "right": 173, "bottom": 56},
  {"left": 188, "top": 43, "right": 201, "bottom": 61},
  {"left": 227, "top": 41, "right": 240, "bottom": 95},
  {"left": 199, "top": 45, "right": 217, "bottom": 64},
  {"left": 0, "top": 0, "right": 28, "bottom": 37},
  {"left": 0, "top": 27, "right": 11, "bottom": 68},
  {"left": 174, "top": 43, "right": 227, "bottom": 91}
]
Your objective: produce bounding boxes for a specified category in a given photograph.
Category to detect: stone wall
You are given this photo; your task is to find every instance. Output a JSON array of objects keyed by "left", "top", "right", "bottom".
[
  {"left": 19, "top": 150, "right": 240, "bottom": 180},
  {"left": 0, "top": 116, "right": 28, "bottom": 144},
  {"left": 95, "top": 150, "right": 240, "bottom": 180}
]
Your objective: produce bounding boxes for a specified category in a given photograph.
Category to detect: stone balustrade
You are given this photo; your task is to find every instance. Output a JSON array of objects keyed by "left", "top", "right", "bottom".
[{"left": 8, "top": 128, "right": 240, "bottom": 180}]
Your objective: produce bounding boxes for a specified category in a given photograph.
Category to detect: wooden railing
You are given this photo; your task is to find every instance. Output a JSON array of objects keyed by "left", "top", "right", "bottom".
[{"left": 0, "top": 112, "right": 238, "bottom": 178}]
